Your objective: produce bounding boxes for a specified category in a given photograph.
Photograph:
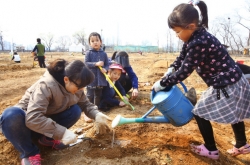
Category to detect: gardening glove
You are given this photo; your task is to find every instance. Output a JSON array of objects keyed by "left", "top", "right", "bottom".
[
  {"left": 95, "top": 112, "right": 112, "bottom": 135},
  {"left": 61, "top": 129, "right": 77, "bottom": 145},
  {"left": 152, "top": 80, "right": 166, "bottom": 92},
  {"left": 164, "top": 67, "right": 175, "bottom": 77}
]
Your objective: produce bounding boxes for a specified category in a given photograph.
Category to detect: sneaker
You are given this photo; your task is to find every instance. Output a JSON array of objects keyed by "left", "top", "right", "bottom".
[
  {"left": 227, "top": 144, "right": 250, "bottom": 156},
  {"left": 21, "top": 154, "right": 41, "bottom": 165},
  {"left": 38, "top": 136, "right": 68, "bottom": 150}
]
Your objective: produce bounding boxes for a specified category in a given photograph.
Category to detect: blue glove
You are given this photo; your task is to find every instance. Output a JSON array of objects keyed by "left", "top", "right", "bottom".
[
  {"left": 152, "top": 80, "right": 166, "bottom": 92},
  {"left": 164, "top": 67, "right": 175, "bottom": 77}
]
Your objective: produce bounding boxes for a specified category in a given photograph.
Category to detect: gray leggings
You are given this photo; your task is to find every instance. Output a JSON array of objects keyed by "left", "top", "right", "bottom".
[{"left": 86, "top": 87, "right": 103, "bottom": 106}]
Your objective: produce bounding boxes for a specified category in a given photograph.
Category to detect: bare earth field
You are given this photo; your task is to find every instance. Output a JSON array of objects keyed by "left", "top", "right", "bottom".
[{"left": 1, "top": 52, "right": 250, "bottom": 165}]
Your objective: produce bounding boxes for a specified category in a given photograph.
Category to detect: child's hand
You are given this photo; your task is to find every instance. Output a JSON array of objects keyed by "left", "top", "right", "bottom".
[
  {"left": 101, "top": 68, "right": 107, "bottom": 73},
  {"left": 132, "top": 88, "right": 139, "bottom": 99},
  {"left": 95, "top": 61, "right": 104, "bottom": 66},
  {"left": 119, "top": 101, "right": 126, "bottom": 106}
]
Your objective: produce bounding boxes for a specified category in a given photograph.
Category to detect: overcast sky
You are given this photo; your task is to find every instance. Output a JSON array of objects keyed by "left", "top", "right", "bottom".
[{"left": 0, "top": 0, "right": 247, "bottom": 48}]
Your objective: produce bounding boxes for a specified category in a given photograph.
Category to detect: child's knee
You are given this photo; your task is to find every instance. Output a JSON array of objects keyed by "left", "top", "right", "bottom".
[{"left": 2, "top": 107, "right": 25, "bottom": 125}]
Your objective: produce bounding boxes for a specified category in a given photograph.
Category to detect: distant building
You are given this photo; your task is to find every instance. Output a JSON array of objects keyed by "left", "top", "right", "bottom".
[
  {"left": 15, "top": 45, "right": 25, "bottom": 52},
  {"left": 114, "top": 45, "right": 158, "bottom": 53}
]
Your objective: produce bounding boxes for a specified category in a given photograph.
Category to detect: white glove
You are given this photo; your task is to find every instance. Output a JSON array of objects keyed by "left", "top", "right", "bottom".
[
  {"left": 95, "top": 112, "right": 112, "bottom": 135},
  {"left": 152, "top": 80, "right": 166, "bottom": 92},
  {"left": 61, "top": 129, "right": 77, "bottom": 145},
  {"left": 164, "top": 67, "right": 175, "bottom": 77}
]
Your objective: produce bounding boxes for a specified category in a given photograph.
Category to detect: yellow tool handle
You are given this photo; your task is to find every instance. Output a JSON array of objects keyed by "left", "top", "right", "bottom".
[
  {"left": 98, "top": 66, "right": 135, "bottom": 110},
  {"left": 98, "top": 66, "right": 124, "bottom": 100}
]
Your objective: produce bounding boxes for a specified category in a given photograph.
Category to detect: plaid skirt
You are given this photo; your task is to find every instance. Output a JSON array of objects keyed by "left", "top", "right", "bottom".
[{"left": 192, "top": 76, "right": 250, "bottom": 124}]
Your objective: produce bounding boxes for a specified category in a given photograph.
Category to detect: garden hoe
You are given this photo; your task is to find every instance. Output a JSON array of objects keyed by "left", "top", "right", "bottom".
[{"left": 99, "top": 66, "right": 135, "bottom": 110}]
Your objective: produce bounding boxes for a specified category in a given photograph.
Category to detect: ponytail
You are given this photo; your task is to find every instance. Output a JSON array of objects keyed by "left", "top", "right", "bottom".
[
  {"left": 196, "top": 1, "right": 208, "bottom": 29},
  {"left": 111, "top": 51, "right": 117, "bottom": 60},
  {"left": 47, "top": 59, "right": 68, "bottom": 86}
]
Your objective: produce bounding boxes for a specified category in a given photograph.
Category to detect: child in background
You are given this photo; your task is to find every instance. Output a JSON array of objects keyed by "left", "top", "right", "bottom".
[
  {"left": 12, "top": 52, "right": 21, "bottom": 63},
  {"left": 99, "top": 63, "right": 128, "bottom": 111},
  {"left": 152, "top": 0, "right": 250, "bottom": 160},
  {"left": 32, "top": 38, "right": 46, "bottom": 68},
  {"left": 85, "top": 32, "right": 109, "bottom": 106},
  {"left": 84, "top": 32, "right": 109, "bottom": 122},
  {"left": 111, "top": 51, "right": 139, "bottom": 99}
]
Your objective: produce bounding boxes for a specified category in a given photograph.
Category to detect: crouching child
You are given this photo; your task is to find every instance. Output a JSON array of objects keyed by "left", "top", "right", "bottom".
[{"left": 99, "top": 64, "right": 128, "bottom": 111}]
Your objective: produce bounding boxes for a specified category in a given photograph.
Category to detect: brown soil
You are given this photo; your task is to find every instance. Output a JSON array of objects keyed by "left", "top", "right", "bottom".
[{"left": 1, "top": 52, "right": 250, "bottom": 165}]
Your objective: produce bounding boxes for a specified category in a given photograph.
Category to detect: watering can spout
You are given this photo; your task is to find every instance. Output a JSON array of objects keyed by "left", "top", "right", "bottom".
[
  {"left": 111, "top": 82, "right": 194, "bottom": 128},
  {"left": 111, "top": 115, "right": 170, "bottom": 128}
]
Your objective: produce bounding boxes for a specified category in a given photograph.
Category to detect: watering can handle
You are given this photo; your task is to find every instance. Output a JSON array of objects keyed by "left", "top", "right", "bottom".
[
  {"left": 151, "top": 81, "right": 188, "bottom": 98},
  {"left": 180, "top": 82, "right": 188, "bottom": 93}
]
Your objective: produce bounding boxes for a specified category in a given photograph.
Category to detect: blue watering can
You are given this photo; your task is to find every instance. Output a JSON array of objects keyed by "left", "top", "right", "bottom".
[{"left": 112, "top": 82, "right": 194, "bottom": 128}]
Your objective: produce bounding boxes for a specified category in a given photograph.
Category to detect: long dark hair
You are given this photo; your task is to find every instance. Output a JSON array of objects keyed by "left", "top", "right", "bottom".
[
  {"left": 168, "top": 1, "right": 208, "bottom": 29},
  {"left": 111, "top": 51, "right": 118, "bottom": 60},
  {"left": 111, "top": 51, "right": 130, "bottom": 68},
  {"left": 47, "top": 59, "right": 95, "bottom": 88},
  {"left": 111, "top": 51, "right": 129, "bottom": 60}
]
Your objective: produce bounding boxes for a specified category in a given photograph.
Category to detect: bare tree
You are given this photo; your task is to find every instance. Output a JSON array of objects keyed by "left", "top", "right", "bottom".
[
  {"left": 209, "top": 14, "right": 247, "bottom": 55},
  {"left": 236, "top": 33, "right": 245, "bottom": 53},
  {"left": 217, "top": 18, "right": 231, "bottom": 46},
  {"left": 209, "top": 21, "right": 221, "bottom": 37},
  {"left": 56, "top": 36, "right": 71, "bottom": 51},
  {"left": 40, "top": 33, "right": 54, "bottom": 52},
  {"left": 166, "top": 30, "right": 169, "bottom": 53},
  {"left": 169, "top": 31, "right": 174, "bottom": 53},
  {"left": 217, "top": 17, "right": 238, "bottom": 54},
  {"left": 166, "top": 29, "right": 174, "bottom": 53},
  {"left": 72, "top": 29, "right": 86, "bottom": 46},
  {"left": 228, "top": 30, "right": 241, "bottom": 54},
  {"left": 236, "top": 13, "right": 250, "bottom": 46},
  {"left": 0, "top": 31, "right": 4, "bottom": 51},
  {"left": 156, "top": 34, "right": 159, "bottom": 53}
]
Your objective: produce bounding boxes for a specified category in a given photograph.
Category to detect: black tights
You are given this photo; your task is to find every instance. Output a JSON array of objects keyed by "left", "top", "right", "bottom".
[
  {"left": 194, "top": 115, "right": 246, "bottom": 151},
  {"left": 231, "top": 120, "right": 247, "bottom": 148}
]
